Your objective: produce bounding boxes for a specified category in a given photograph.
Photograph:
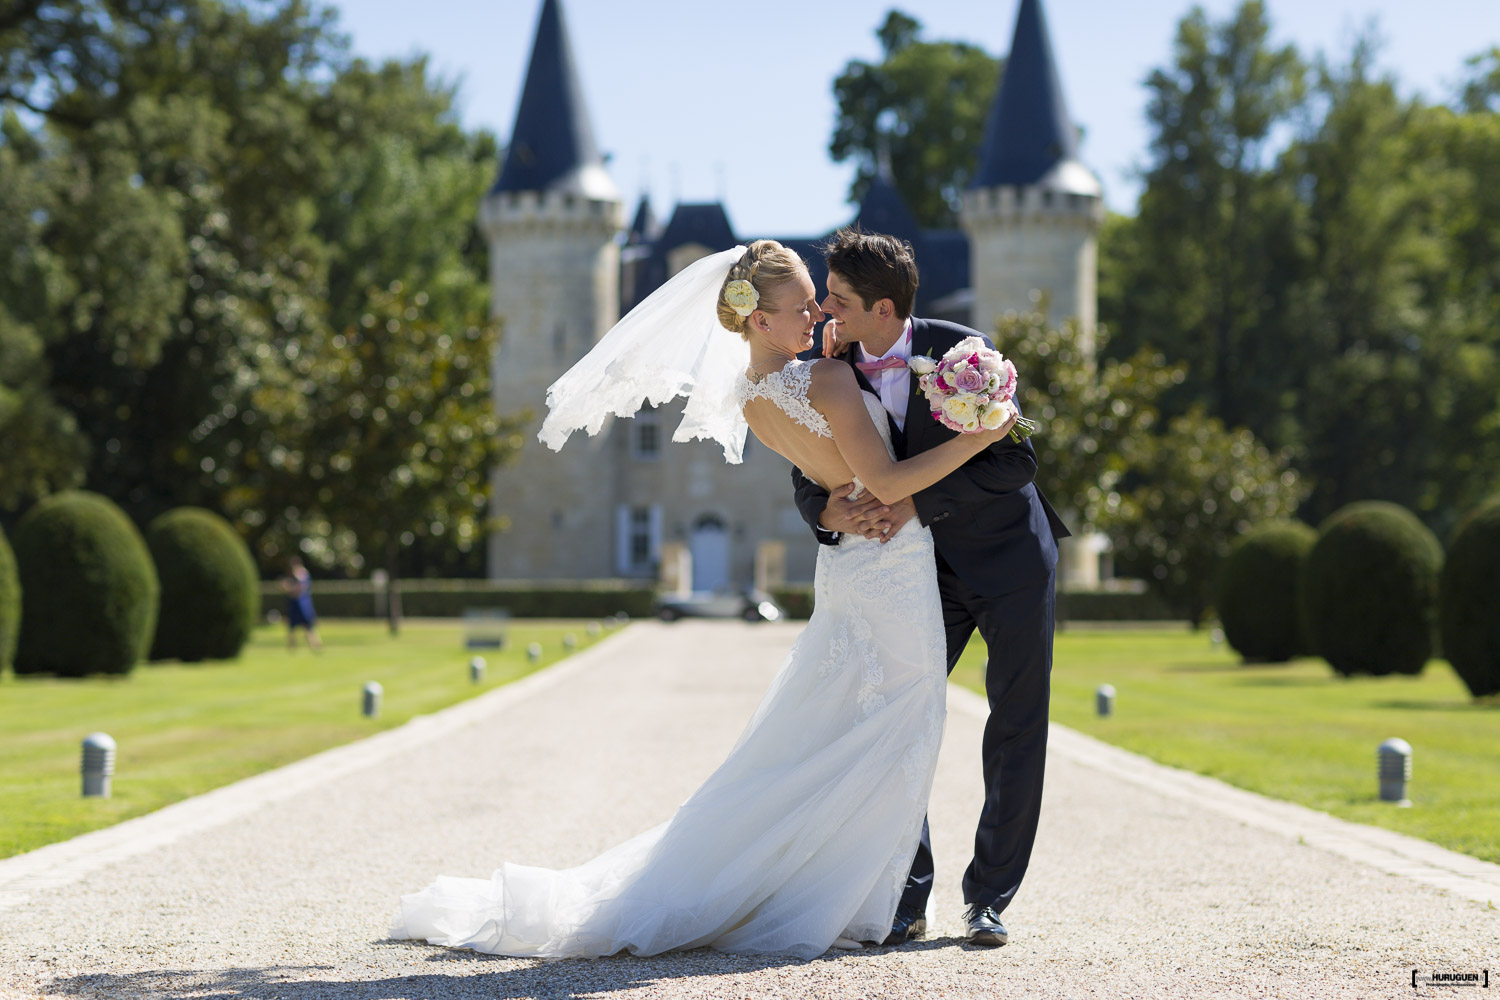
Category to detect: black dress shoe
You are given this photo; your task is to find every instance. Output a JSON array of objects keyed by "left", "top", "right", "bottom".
[
  {"left": 882, "top": 905, "right": 927, "bottom": 946},
  {"left": 962, "top": 903, "right": 1008, "bottom": 946}
]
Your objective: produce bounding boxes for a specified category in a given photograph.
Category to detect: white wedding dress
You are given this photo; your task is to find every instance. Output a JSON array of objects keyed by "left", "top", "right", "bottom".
[{"left": 391, "top": 360, "right": 948, "bottom": 959}]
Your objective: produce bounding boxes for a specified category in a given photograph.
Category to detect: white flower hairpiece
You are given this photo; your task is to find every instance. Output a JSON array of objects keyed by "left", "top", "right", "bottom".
[{"left": 723, "top": 279, "right": 759, "bottom": 317}]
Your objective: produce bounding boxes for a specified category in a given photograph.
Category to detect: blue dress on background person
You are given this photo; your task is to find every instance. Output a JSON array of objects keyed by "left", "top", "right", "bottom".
[{"left": 286, "top": 568, "right": 316, "bottom": 628}]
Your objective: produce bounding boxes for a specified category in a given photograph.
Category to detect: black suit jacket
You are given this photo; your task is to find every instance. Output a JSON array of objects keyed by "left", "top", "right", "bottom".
[{"left": 791, "top": 317, "right": 1070, "bottom": 598}]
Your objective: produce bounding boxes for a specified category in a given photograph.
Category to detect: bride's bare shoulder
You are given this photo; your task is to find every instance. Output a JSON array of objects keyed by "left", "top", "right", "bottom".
[{"left": 807, "top": 358, "right": 858, "bottom": 397}]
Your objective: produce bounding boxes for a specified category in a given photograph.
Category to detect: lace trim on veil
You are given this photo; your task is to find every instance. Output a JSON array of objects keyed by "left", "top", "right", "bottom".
[{"left": 539, "top": 246, "right": 751, "bottom": 463}]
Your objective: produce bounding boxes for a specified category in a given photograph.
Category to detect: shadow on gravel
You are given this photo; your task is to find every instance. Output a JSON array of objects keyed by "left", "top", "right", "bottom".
[{"left": 43, "top": 937, "right": 955, "bottom": 999}]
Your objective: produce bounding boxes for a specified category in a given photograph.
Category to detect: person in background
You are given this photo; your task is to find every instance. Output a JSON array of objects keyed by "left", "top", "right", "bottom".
[{"left": 280, "top": 555, "right": 322, "bottom": 651}]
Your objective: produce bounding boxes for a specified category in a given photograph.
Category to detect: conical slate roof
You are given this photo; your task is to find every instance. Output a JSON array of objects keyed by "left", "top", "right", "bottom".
[
  {"left": 493, "top": 0, "right": 618, "bottom": 200},
  {"left": 972, "top": 0, "right": 1099, "bottom": 195},
  {"left": 627, "top": 194, "right": 660, "bottom": 245}
]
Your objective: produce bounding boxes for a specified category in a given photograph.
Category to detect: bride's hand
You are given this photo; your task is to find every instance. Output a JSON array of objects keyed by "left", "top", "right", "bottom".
[
  {"left": 971, "top": 402, "right": 1019, "bottom": 446},
  {"left": 822, "top": 318, "right": 842, "bottom": 358}
]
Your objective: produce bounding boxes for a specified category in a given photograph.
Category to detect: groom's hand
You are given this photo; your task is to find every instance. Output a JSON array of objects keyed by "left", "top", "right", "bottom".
[
  {"left": 819, "top": 482, "right": 888, "bottom": 536},
  {"left": 867, "top": 496, "right": 917, "bottom": 544}
]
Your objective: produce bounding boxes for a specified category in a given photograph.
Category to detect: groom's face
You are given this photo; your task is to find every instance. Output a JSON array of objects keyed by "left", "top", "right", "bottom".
[{"left": 822, "top": 271, "right": 877, "bottom": 344}]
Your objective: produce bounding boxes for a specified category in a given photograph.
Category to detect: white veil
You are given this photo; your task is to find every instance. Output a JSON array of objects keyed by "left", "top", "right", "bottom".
[{"left": 537, "top": 246, "right": 751, "bottom": 464}]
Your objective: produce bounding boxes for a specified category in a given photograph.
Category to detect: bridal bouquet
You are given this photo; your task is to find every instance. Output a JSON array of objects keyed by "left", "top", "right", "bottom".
[{"left": 908, "top": 336, "right": 1037, "bottom": 442}]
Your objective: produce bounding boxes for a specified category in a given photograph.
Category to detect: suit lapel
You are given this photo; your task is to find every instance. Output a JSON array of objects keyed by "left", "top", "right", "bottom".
[{"left": 903, "top": 318, "right": 936, "bottom": 455}]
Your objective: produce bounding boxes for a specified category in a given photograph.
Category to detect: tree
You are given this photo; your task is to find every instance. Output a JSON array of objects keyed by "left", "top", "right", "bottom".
[
  {"left": 992, "top": 306, "right": 1184, "bottom": 531},
  {"left": 226, "top": 54, "right": 508, "bottom": 583},
  {"left": 0, "top": 0, "right": 130, "bottom": 128},
  {"left": 0, "top": 0, "right": 522, "bottom": 582},
  {"left": 0, "top": 113, "right": 89, "bottom": 508},
  {"left": 0, "top": 0, "right": 340, "bottom": 523},
  {"left": 1280, "top": 42, "right": 1500, "bottom": 528},
  {"left": 1459, "top": 47, "right": 1500, "bottom": 113},
  {"left": 1110, "top": 408, "right": 1307, "bottom": 625},
  {"left": 830, "top": 10, "right": 1000, "bottom": 227},
  {"left": 246, "top": 284, "right": 520, "bottom": 632},
  {"left": 990, "top": 301, "right": 1299, "bottom": 624},
  {"left": 1105, "top": 1, "right": 1306, "bottom": 438}
]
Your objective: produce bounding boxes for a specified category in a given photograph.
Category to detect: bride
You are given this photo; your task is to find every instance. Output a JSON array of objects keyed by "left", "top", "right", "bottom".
[{"left": 390, "top": 240, "right": 1017, "bottom": 959}]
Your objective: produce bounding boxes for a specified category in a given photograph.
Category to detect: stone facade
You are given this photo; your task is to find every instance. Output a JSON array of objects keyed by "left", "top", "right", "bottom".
[
  {"left": 961, "top": 185, "right": 1104, "bottom": 352},
  {"left": 482, "top": 188, "right": 625, "bottom": 580}
]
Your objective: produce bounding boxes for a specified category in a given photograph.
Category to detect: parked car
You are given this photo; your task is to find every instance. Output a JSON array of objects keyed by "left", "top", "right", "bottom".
[{"left": 654, "top": 590, "right": 785, "bottom": 623}]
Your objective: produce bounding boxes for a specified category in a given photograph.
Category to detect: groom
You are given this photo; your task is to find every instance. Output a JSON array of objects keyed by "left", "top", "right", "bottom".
[{"left": 791, "top": 228, "right": 1069, "bottom": 948}]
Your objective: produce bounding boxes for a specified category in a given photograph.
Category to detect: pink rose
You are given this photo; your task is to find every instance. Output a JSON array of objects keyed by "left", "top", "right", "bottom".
[
  {"left": 991, "top": 360, "right": 1017, "bottom": 400},
  {"left": 955, "top": 367, "right": 987, "bottom": 392}
]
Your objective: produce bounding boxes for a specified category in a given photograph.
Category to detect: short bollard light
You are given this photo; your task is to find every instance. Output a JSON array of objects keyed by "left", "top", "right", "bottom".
[
  {"left": 363, "top": 681, "right": 383, "bottom": 719},
  {"left": 1096, "top": 684, "right": 1116, "bottom": 718},
  {"left": 81, "top": 732, "right": 116, "bottom": 798},
  {"left": 1378, "top": 738, "right": 1413, "bottom": 806},
  {"left": 563, "top": 633, "right": 578, "bottom": 650},
  {"left": 527, "top": 642, "right": 543, "bottom": 663},
  {"left": 587, "top": 621, "right": 602, "bottom": 637},
  {"left": 469, "top": 656, "right": 486, "bottom": 684}
]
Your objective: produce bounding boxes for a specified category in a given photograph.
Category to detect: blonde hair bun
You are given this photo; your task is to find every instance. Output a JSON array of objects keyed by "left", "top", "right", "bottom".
[{"left": 715, "top": 240, "right": 806, "bottom": 338}]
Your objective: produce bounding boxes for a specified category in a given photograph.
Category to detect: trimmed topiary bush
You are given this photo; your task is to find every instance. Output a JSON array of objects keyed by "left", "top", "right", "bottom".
[
  {"left": 12, "top": 491, "right": 159, "bottom": 677},
  {"left": 147, "top": 507, "right": 260, "bottom": 662},
  {"left": 0, "top": 525, "right": 18, "bottom": 673},
  {"left": 1300, "top": 501, "right": 1442, "bottom": 677},
  {"left": 1440, "top": 496, "right": 1500, "bottom": 698},
  {"left": 1217, "top": 520, "right": 1317, "bottom": 663}
]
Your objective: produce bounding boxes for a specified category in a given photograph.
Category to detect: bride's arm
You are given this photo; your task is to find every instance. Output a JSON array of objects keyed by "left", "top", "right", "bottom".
[{"left": 809, "top": 362, "right": 1012, "bottom": 505}]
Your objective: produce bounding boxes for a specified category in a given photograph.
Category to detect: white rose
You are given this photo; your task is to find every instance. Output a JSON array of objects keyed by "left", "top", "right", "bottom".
[
  {"left": 962, "top": 416, "right": 982, "bottom": 433},
  {"left": 942, "top": 393, "right": 980, "bottom": 425},
  {"left": 723, "top": 279, "right": 759, "bottom": 317},
  {"left": 952, "top": 359, "right": 969, "bottom": 373},
  {"left": 908, "top": 355, "right": 936, "bottom": 375},
  {"left": 980, "top": 401, "right": 1013, "bottom": 430}
]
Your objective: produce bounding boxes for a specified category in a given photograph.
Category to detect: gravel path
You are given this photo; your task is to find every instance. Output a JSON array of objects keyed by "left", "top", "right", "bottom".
[{"left": 0, "top": 621, "right": 1494, "bottom": 999}]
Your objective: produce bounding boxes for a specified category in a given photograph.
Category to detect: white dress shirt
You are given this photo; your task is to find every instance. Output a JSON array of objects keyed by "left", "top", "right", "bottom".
[{"left": 857, "top": 320, "right": 913, "bottom": 432}]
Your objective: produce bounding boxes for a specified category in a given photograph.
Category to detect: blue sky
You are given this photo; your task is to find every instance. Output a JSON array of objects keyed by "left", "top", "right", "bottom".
[{"left": 327, "top": 0, "right": 1497, "bottom": 235}]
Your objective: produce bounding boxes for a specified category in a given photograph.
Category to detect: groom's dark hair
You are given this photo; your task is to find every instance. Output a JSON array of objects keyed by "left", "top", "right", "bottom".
[{"left": 823, "top": 227, "right": 919, "bottom": 320}]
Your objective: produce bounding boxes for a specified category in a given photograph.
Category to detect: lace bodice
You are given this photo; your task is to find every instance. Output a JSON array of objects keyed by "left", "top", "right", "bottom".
[
  {"left": 735, "top": 359, "right": 832, "bottom": 438},
  {"left": 736, "top": 358, "right": 898, "bottom": 504}
]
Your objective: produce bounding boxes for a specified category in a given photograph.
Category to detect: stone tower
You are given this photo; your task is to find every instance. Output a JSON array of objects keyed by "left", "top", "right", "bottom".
[
  {"left": 483, "top": 0, "right": 624, "bottom": 579},
  {"left": 961, "top": 0, "right": 1107, "bottom": 584},
  {"left": 962, "top": 0, "right": 1104, "bottom": 343}
]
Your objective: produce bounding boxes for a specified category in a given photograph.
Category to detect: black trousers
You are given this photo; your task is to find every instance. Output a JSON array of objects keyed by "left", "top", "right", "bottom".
[{"left": 898, "top": 552, "right": 1055, "bottom": 916}]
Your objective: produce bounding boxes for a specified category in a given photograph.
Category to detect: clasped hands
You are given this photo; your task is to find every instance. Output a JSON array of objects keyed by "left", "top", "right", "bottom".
[{"left": 818, "top": 484, "right": 917, "bottom": 544}]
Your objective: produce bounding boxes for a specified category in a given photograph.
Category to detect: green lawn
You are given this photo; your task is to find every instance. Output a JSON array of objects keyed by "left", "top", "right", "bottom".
[
  {"left": 0, "top": 619, "right": 612, "bottom": 859},
  {"left": 952, "top": 628, "right": 1500, "bottom": 863}
]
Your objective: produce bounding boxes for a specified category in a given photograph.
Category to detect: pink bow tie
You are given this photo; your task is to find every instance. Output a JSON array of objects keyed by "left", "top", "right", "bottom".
[{"left": 855, "top": 356, "right": 909, "bottom": 375}]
